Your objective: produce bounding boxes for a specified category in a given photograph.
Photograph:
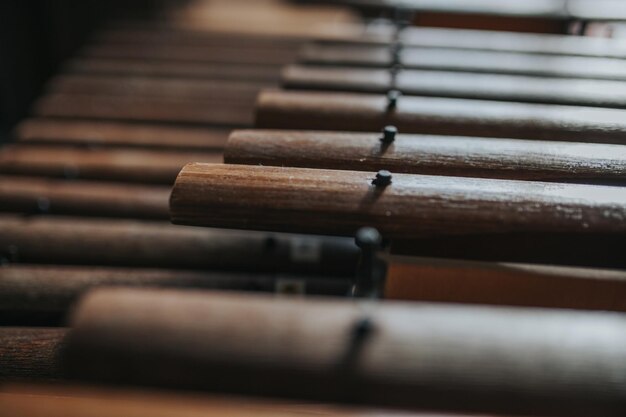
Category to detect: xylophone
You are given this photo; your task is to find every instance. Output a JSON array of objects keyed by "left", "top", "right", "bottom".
[{"left": 1, "top": 1, "right": 625, "bottom": 417}]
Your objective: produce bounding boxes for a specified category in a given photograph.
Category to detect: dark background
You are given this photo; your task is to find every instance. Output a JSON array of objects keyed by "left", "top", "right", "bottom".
[{"left": 0, "top": 1, "right": 161, "bottom": 143}]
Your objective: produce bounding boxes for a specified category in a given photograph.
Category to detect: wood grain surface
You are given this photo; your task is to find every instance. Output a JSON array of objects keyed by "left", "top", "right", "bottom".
[
  {"left": 47, "top": 75, "right": 270, "bottom": 103},
  {"left": 225, "top": 130, "right": 626, "bottom": 184},
  {"left": 14, "top": 119, "right": 229, "bottom": 150},
  {"left": 34, "top": 93, "right": 255, "bottom": 126},
  {"left": 299, "top": 44, "right": 626, "bottom": 81},
  {"left": 0, "top": 265, "right": 349, "bottom": 319},
  {"left": 0, "top": 215, "right": 358, "bottom": 275},
  {"left": 92, "top": 27, "right": 303, "bottom": 49},
  {"left": 385, "top": 256, "right": 626, "bottom": 311},
  {"left": 64, "top": 58, "right": 283, "bottom": 82},
  {"left": 283, "top": 65, "right": 626, "bottom": 108},
  {"left": 81, "top": 43, "right": 297, "bottom": 66},
  {"left": 255, "top": 90, "right": 626, "bottom": 143},
  {"left": 0, "top": 176, "right": 170, "bottom": 219},
  {"left": 64, "top": 288, "right": 626, "bottom": 416},
  {"left": 0, "top": 144, "right": 222, "bottom": 184},
  {"left": 170, "top": 163, "right": 626, "bottom": 238},
  {"left": 0, "top": 328, "right": 68, "bottom": 381},
  {"left": 0, "top": 385, "right": 455, "bottom": 417}
]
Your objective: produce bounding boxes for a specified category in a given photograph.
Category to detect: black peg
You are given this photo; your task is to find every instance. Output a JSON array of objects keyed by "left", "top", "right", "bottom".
[
  {"left": 352, "top": 227, "right": 385, "bottom": 299},
  {"left": 372, "top": 170, "right": 392, "bottom": 187},
  {"left": 386, "top": 89, "right": 401, "bottom": 111},
  {"left": 380, "top": 126, "right": 397, "bottom": 144},
  {"left": 352, "top": 317, "right": 373, "bottom": 339}
]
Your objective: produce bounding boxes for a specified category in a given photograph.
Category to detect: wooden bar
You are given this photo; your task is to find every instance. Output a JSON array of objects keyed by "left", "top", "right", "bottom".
[
  {"left": 283, "top": 65, "right": 626, "bottom": 109},
  {"left": 91, "top": 28, "right": 305, "bottom": 48},
  {"left": 0, "top": 265, "right": 349, "bottom": 320},
  {"left": 81, "top": 43, "right": 297, "bottom": 66},
  {"left": 0, "top": 385, "right": 463, "bottom": 417},
  {"left": 14, "top": 119, "right": 229, "bottom": 150},
  {"left": 385, "top": 257, "right": 626, "bottom": 311},
  {"left": 0, "top": 144, "right": 222, "bottom": 184},
  {"left": 64, "top": 58, "right": 283, "bottom": 82},
  {"left": 391, "top": 26, "right": 626, "bottom": 58},
  {"left": 316, "top": 0, "right": 626, "bottom": 21},
  {"left": 0, "top": 215, "right": 358, "bottom": 276},
  {"left": 47, "top": 75, "right": 270, "bottom": 102},
  {"left": 225, "top": 130, "right": 626, "bottom": 184},
  {"left": 34, "top": 93, "right": 254, "bottom": 126},
  {"left": 0, "top": 176, "right": 170, "bottom": 219},
  {"left": 255, "top": 90, "right": 626, "bottom": 144},
  {"left": 65, "top": 288, "right": 626, "bottom": 417},
  {"left": 300, "top": 44, "right": 626, "bottom": 81},
  {"left": 171, "top": 163, "right": 626, "bottom": 238},
  {"left": 0, "top": 328, "right": 67, "bottom": 381}
]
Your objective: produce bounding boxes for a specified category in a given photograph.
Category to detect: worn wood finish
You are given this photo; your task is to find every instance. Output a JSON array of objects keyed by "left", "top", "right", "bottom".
[
  {"left": 0, "top": 176, "right": 170, "bottom": 219},
  {"left": 0, "top": 215, "right": 358, "bottom": 276},
  {"left": 171, "top": 163, "right": 626, "bottom": 238},
  {"left": 81, "top": 43, "right": 297, "bottom": 66},
  {"left": 385, "top": 257, "right": 626, "bottom": 311},
  {"left": 64, "top": 59, "right": 283, "bottom": 82},
  {"left": 225, "top": 130, "right": 626, "bottom": 184},
  {"left": 283, "top": 65, "right": 626, "bottom": 109},
  {"left": 0, "top": 265, "right": 349, "bottom": 320},
  {"left": 65, "top": 288, "right": 626, "bottom": 416},
  {"left": 0, "top": 328, "right": 67, "bottom": 381},
  {"left": 47, "top": 75, "right": 269, "bottom": 102},
  {"left": 256, "top": 90, "right": 626, "bottom": 144},
  {"left": 0, "top": 144, "right": 222, "bottom": 184},
  {"left": 34, "top": 93, "right": 255, "bottom": 126},
  {"left": 0, "top": 385, "right": 450, "bottom": 417},
  {"left": 14, "top": 119, "right": 229, "bottom": 150},
  {"left": 300, "top": 44, "right": 626, "bottom": 81}
]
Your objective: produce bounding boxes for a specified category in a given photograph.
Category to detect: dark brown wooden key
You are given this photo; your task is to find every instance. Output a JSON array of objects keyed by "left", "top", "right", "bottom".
[
  {"left": 0, "top": 144, "right": 222, "bottom": 184},
  {"left": 225, "top": 129, "right": 626, "bottom": 184},
  {"left": 283, "top": 65, "right": 626, "bottom": 108},
  {"left": 14, "top": 119, "right": 229, "bottom": 151},
  {"left": 64, "top": 288, "right": 626, "bottom": 417},
  {"left": 0, "top": 215, "right": 357, "bottom": 275},
  {"left": 256, "top": 90, "right": 626, "bottom": 144},
  {"left": 300, "top": 44, "right": 626, "bottom": 81}
]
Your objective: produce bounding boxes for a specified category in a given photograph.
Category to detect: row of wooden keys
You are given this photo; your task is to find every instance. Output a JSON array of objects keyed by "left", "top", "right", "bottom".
[{"left": 1, "top": 1, "right": 625, "bottom": 416}]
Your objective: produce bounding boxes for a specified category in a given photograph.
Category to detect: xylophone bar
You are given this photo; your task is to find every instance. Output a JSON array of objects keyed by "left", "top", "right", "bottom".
[
  {"left": 14, "top": 119, "right": 229, "bottom": 151},
  {"left": 64, "top": 58, "right": 284, "bottom": 82},
  {"left": 0, "top": 385, "right": 481, "bottom": 417},
  {"left": 0, "top": 328, "right": 68, "bottom": 382},
  {"left": 170, "top": 163, "right": 626, "bottom": 238},
  {"left": 225, "top": 129, "right": 626, "bottom": 184},
  {"left": 0, "top": 215, "right": 358, "bottom": 276},
  {"left": 34, "top": 93, "right": 255, "bottom": 126},
  {"left": 0, "top": 265, "right": 349, "bottom": 325},
  {"left": 0, "top": 145, "right": 222, "bottom": 184},
  {"left": 283, "top": 65, "right": 626, "bottom": 109},
  {"left": 80, "top": 43, "right": 297, "bottom": 66},
  {"left": 256, "top": 90, "right": 626, "bottom": 143},
  {"left": 324, "top": 25, "right": 626, "bottom": 58},
  {"left": 47, "top": 74, "right": 270, "bottom": 103},
  {"left": 300, "top": 44, "right": 626, "bottom": 81},
  {"left": 64, "top": 288, "right": 626, "bottom": 417},
  {"left": 384, "top": 256, "right": 626, "bottom": 312},
  {"left": 0, "top": 176, "right": 171, "bottom": 219}
]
